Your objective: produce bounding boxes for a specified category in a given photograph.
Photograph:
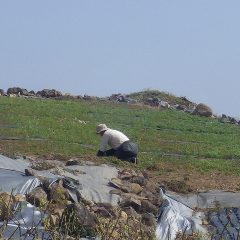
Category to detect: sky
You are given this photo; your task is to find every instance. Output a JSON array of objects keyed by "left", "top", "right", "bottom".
[{"left": 0, "top": 1, "right": 240, "bottom": 116}]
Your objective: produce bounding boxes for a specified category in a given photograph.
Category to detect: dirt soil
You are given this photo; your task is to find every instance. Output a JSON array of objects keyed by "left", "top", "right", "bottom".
[{"left": 150, "top": 170, "right": 240, "bottom": 193}]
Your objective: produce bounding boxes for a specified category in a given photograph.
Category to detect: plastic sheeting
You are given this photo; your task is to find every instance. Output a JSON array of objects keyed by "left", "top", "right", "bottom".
[
  {"left": 0, "top": 154, "right": 121, "bottom": 239},
  {"left": 63, "top": 163, "right": 121, "bottom": 205},
  {"left": 0, "top": 155, "right": 44, "bottom": 239},
  {"left": 156, "top": 189, "right": 206, "bottom": 240},
  {"left": 168, "top": 190, "right": 240, "bottom": 239},
  {"left": 156, "top": 189, "right": 240, "bottom": 240}
]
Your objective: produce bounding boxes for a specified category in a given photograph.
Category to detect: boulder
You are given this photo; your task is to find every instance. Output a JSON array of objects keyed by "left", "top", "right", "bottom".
[
  {"left": 141, "top": 213, "right": 156, "bottom": 227},
  {"left": 62, "top": 202, "right": 96, "bottom": 229},
  {"left": 36, "top": 89, "right": 62, "bottom": 98},
  {"left": 21, "top": 88, "right": 30, "bottom": 96},
  {"left": 93, "top": 206, "right": 112, "bottom": 218},
  {"left": 160, "top": 101, "right": 170, "bottom": 109},
  {"left": 174, "top": 104, "right": 186, "bottom": 111},
  {"left": 123, "top": 206, "right": 140, "bottom": 219},
  {"left": 29, "top": 90, "right": 35, "bottom": 95},
  {"left": 130, "top": 176, "right": 147, "bottom": 186},
  {"left": 129, "top": 183, "right": 143, "bottom": 194},
  {"left": 49, "top": 180, "right": 71, "bottom": 203},
  {"left": 26, "top": 187, "right": 48, "bottom": 207},
  {"left": 25, "top": 168, "right": 37, "bottom": 176},
  {"left": 140, "top": 200, "right": 158, "bottom": 215},
  {"left": 83, "top": 94, "right": 94, "bottom": 100},
  {"left": 144, "top": 97, "right": 160, "bottom": 107},
  {"left": 119, "top": 197, "right": 141, "bottom": 212},
  {"left": 7, "top": 87, "right": 22, "bottom": 95},
  {"left": 7, "top": 87, "right": 30, "bottom": 96},
  {"left": 66, "top": 159, "right": 80, "bottom": 166},
  {"left": 192, "top": 103, "right": 213, "bottom": 117},
  {"left": 0, "top": 89, "right": 5, "bottom": 96}
]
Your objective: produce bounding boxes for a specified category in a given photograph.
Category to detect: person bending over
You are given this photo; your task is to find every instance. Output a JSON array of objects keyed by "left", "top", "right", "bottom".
[{"left": 96, "top": 124, "right": 138, "bottom": 164}]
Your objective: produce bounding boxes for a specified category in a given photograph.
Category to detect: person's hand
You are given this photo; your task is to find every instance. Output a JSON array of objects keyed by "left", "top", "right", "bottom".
[{"left": 97, "top": 150, "right": 105, "bottom": 156}]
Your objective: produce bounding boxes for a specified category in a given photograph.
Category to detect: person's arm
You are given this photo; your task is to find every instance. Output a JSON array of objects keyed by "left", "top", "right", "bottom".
[
  {"left": 99, "top": 134, "right": 109, "bottom": 151},
  {"left": 97, "top": 134, "right": 109, "bottom": 157},
  {"left": 97, "top": 150, "right": 105, "bottom": 156}
]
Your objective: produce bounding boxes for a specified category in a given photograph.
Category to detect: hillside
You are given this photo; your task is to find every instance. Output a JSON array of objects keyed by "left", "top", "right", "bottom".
[{"left": 1, "top": 94, "right": 240, "bottom": 191}]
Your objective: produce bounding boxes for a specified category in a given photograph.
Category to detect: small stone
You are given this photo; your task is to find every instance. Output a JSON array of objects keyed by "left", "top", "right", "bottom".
[
  {"left": 25, "top": 168, "right": 37, "bottom": 176},
  {"left": 141, "top": 213, "right": 156, "bottom": 226},
  {"left": 140, "top": 200, "right": 158, "bottom": 215},
  {"left": 119, "top": 174, "right": 132, "bottom": 180},
  {"left": 66, "top": 159, "right": 79, "bottom": 166},
  {"left": 129, "top": 183, "right": 143, "bottom": 194},
  {"left": 109, "top": 189, "right": 122, "bottom": 195},
  {"left": 120, "top": 211, "right": 128, "bottom": 221},
  {"left": 27, "top": 187, "right": 48, "bottom": 207},
  {"left": 109, "top": 178, "right": 123, "bottom": 189},
  {"left": 15, "top": 194, "right": 26, "bottom": 202},
  {"left": 131, "top": 176, "right": 147, "bottom": 186},
  {"left": 120, "top": 197, "right": 141, "bottom": 212}
]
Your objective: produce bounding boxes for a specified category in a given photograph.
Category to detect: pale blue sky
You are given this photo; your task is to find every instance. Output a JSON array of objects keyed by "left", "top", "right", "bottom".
[{"left": 0, "top": 1, "right": 239, "bottom": 116}]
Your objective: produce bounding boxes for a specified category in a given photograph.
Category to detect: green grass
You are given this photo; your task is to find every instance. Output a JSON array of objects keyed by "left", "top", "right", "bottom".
[{"left": 1, "top": 96, "right": 240, "bottom": 176}]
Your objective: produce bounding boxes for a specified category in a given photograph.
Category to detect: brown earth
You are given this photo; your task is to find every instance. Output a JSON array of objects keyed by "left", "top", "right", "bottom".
[{"left": 150, "top": 170, "right": 240, "bottom": 193}]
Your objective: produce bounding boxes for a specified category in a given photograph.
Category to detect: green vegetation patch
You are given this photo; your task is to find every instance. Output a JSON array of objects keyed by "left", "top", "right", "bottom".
[{"left": 1, "top": 97, "right": 240, "bottom": 177}]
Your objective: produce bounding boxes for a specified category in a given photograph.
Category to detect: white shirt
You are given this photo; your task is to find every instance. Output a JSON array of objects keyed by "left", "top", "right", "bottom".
[{"left": 99, "top": 128, "right": 129, "bottom": 151}]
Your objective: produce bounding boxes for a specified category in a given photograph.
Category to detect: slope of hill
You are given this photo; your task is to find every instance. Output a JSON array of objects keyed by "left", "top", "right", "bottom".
[{"left": 0, "top": 95, "right": 240, "bottom": 191}]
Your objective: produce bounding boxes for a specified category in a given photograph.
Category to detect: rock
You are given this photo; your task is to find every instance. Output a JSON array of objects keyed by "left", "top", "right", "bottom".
[
  {"left": 129, "top": 183, "right": 143, "bottom": 194},
  {"left": 36, "top": 89, "right": 62, "bottom": 98},
  {"left": 109, "top": 178, "right": 123, "bottom": 189},
  {"left": 7, "top": 87, "right": 22, "bottom": 95},
  {"left": 29, "top": 90, "right": 35, "bottom": 95},
  {"left": 49, "top": 180, "right": 71, "bottom": 203},
  {"left": 121, "top": 193, "right": 148, "bottom": 201},
  {"left": 21, "top": 88, "right": 30, "bottom": 96},
  {"left": 120, "top": 211, "right": 128, "bottom": 221},
  {"left": 160, "top": 101, "right": 170, "bottom": 109},
  {"left": 109, "top": 189, "right": 122, "bottom": 195},
  {"left": 141, "top": 189, "right": 155, "bottom": 201},
  {"left": 0, "top": 192, "right": 15, "bottom": 221},
  {"left": 15, "top": 194, "right": 26, "bottom": 202},
  {"left": 192, "top": 103, "right": 213, "bottom": 117},
  {"left": 123, "top": 206, "right": 140, "bottom": 219},
  {"left": 65, "top": 159, "right": 80, "bottom": 166},
  {"left": 140, "top": 200, "right": 158, "bottom": 215},
  {"left": 145, "top": 180, "right": 160, "bottom": 194},
  {"left": 0, "top": 89, "right": 5, "bottom": 96},
  {"left": 48, "top": 204, "right": 66, "bottom": 226},
  {"left": 63, "top": 202, "right": 96, "bottom": 229},
  {"left": 219, "top": 114, "right": 231, "bottom": 123},
  {"left": 25, "top": 168, "right": 37, "bottom": 176},
  {"left": 174, "top": 104, "right": 186, "bottom": 111},
  {"left": 119, "top": 174, "right": 132, "bottom": 180},
  {"left": 130, "top": 176, "right": 147, "bottom": 186},
  {"left": 27, "top": 187, "right": 48, "bottom": 207},
  {"left": 83, "top": 94, "right": 94, "bottom": 100},
  {"left": 7, "top": 87, "right": 30, "bottom": 96},
  {"left": 120, "top": 197, "right": 141, "bottom": 212},
  {"left": 141, "top": 213, "right": 156, "bottom": 226},
  {"left": 93, "top": 206, "right": 112, "bottom": 218},
  {"left": 144, "top": 97, "right": 160, "bottom": 107}
]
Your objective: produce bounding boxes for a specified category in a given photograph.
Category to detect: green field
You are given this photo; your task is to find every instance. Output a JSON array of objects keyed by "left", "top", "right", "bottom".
[{"left": 1, "top": 96, "right": 240, "bottom": 178}]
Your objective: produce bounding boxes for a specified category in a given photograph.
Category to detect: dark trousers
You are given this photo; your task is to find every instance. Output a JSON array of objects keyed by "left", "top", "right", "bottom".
[{"left": 105, "top": 141, "right": 138, "bottom": 162}]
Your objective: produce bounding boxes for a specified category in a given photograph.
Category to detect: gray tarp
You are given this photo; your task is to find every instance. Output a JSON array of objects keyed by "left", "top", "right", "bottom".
[
  {"left": 156, "top": 189, "right": 206, "bottom": 240},
  {"left": 0, "top": 154, "right": 120, "bottom": 239},
  {"left": 0, "top": 155, "right": 43, "bottom": 239},
  {"left": 156, "top": 189, "right": 240, "bottom": 240}
]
